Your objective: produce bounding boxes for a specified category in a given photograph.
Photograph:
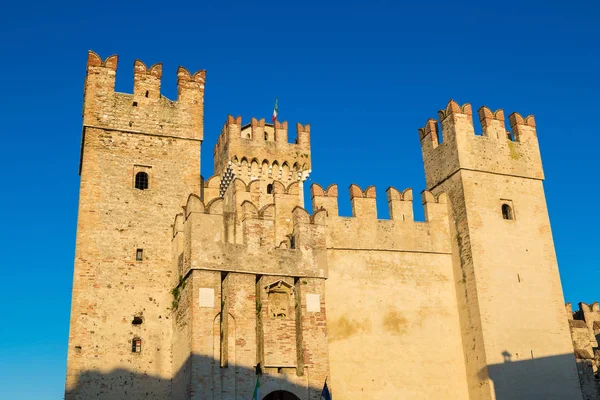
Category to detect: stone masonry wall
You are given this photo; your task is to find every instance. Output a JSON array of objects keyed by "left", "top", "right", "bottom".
[
  {"left": 421, "top": 100, "right": 581, "bottom": 400},
  {"left": 567, "top": 302, "right": 600, "bottom": 399},
  {"left": 312, "top": 183, "right": 470, "bottom": 399},
  {"left": 65, "top": 51, "right": 203, "bottom": 399},
  {"left": 67, "top": 50, "right": 588, "bottom": 400},
  {"left": 170, "top": 191, "right": 329, "bottom": 400}
]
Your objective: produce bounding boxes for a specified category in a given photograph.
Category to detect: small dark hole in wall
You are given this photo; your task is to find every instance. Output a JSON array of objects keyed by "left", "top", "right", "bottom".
[
  {"left": 132, "top": 316, "right": 143, "bottom": 325},
  {"left": 74, "top": 346, "right": 82, "bottom": 353},
  {"left": 267, "top": 184, "right": 273, "bottom": 194},
  {"left": 132, "top": 101, "right": 138, "bottom": 107},
  {"left": 145, "top": 91, "right": 149, "bottom": 98}
]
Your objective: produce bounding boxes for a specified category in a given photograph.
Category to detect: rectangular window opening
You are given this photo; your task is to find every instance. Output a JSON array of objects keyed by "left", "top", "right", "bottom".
[
  {"left": 132, "top": 338, "right": 142, "bottom": 353},
  {"left": 136, "top": 248, "right": 143, "bottom": 261}
]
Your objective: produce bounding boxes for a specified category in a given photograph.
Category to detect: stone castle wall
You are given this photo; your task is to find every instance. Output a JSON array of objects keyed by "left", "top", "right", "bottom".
[
  {"left": 66, "top": 51, "right": 590, "bottom": 400},
  {"left": 65, "top": 52, "right": 204, "bottom": 399},
  {"left": 312, "top": 185, "right": 471, "bottom": 399},
  {"left": 420, "top": 101, "right": 581, "bottom": 400}
]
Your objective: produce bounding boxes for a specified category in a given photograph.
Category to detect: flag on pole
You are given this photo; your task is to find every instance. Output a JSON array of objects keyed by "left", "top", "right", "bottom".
[
  {"left": 272, "top": 98, "right": 278, "bottom": 122},
  {"left": 321, "top": 378, "right": 331, "bottom": 400},
  {"left": 252, "top": 376, "right": 260, "bottom": 400}
]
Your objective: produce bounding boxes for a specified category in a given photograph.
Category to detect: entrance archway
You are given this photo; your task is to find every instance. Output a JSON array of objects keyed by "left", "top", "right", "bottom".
[{"left": 263, "top": 390, "right": 301, "bottom": 400}]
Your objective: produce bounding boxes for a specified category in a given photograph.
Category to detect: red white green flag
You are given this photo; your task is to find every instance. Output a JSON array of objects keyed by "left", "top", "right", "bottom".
[
  {"left": 252, "top": 376, "right": 260, "bottom": 400},
  {"left": 272, "top": 98, "right": 278, "bottom": 122}
]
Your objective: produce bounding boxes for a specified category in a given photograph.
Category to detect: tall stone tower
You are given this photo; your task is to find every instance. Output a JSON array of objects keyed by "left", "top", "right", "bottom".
[
  {"left": 419, "top": 101, "right": 581, "bottom": 400},
  {"left": 169, "top": 114, "right": 327, "bottom": 399},
  {"left": 212, "top": 117, "right": 312, "bottom": 244},
  {"left": 213, "top": 118, "right": 311, "bottom": 206},
  {"left": 65, "top": 51, "right": 205, "bottom": 399}
]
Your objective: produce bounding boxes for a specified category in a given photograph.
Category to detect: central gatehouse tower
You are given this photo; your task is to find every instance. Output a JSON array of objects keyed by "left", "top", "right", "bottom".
[{"left": 171, "top": 112, "right": 329, "bottom": 399}]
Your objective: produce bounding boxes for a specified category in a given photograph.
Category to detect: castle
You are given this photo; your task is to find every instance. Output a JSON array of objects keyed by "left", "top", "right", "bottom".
[{"left": 65, "top": 51, "right": 599, "bottom": 400}]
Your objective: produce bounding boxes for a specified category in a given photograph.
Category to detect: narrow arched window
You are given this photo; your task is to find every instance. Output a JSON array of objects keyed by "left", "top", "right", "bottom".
[
  {"left": 267, "top": 184, "right": 273, "bottom": 194},
  {"left": 135, "top": 172, "right": 149, "bottom": 190},
  {"left": 502, "top": 204, "right": 513, "bottom": 220},
  {"left": 264, "top": 132, "right": 268, "bottom": 141}
]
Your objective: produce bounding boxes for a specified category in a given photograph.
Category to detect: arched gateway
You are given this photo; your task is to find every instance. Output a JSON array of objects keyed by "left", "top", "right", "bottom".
[{"left": 263, "top": 390, "right": 301, "bottom": 400}]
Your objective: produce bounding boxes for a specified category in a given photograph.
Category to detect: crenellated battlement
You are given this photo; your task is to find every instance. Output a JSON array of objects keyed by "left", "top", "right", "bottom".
[
  {"left": 566, "top": 301, "right": 600, "bottom": 374},
  {"left": 420, "top": 99, "right": 544, "bottom": 188},
  {"left": 213, "top": 115, "right": 311, "bottom": 182},
  {"left": 308, "top": 182, "right": 450, "bottom": 253},
  {"left": 83, "top": 50, "right": 205, "bottom": 140},
  {"left": 132, "top": 60, "right": 162, "bottom": 99},
  {"left": 69, "top": 50, "right": 585, "bottom": 400},
  {"left": 171, "top": 190, "right": 327, "bottom": 279},
  {"left": 310, "top": 183, "right": 445, "bottom": 224},
  {"left": 420, "top": 100, "right": 538, "bottom": 146}
]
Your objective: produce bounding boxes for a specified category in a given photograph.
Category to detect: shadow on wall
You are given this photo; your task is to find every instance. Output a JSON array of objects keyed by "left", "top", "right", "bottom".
[
  {"left": 483, "top": 351, "right": 583, "bottom": 400},
  {"left": 66, "top": 354, "right": 310, "bottom": 400}
]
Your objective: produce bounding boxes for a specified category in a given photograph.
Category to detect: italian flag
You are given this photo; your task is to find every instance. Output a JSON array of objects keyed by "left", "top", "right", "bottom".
[
  {"left": 272, "top": 98, "right": 278, "bottom": 122},
  {"left": 252, "top": 376, "right": 260, "bottom": 400}
]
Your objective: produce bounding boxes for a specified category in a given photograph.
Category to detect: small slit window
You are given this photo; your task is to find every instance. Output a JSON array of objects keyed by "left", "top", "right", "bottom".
[
  {"left": 135, "top": 172, "right": 149, "bottom": 190},
  {"left": 145, "top": 90, "right": 149, "bottom": 98},
  {"left": 132, "top": 338, "right": 142, "bottom": 353},
  {"left": 136, "top": 248, "right": 143, "bottom": 261},
  {"left": 264, "top": 132, "right": 268, "bottom": 140},
  {"left": 132, "top": 316, "right": 143, "bottom": 325},
  {"left": 267, "top": 184, "right": 273, "bottom": 194},
  {"left": 502, "top": 204, "right": 513, "bottom": 220}
]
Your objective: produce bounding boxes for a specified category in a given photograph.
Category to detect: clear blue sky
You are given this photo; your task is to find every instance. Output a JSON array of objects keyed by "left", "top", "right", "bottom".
[{"left": 0, "top": 0, "right": 598, "bottom": 398}]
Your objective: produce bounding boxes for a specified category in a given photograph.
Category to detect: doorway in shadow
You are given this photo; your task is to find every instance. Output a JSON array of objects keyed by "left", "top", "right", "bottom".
[{"left": 263, "top": 390, "right": 301, "bottom": 400}]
